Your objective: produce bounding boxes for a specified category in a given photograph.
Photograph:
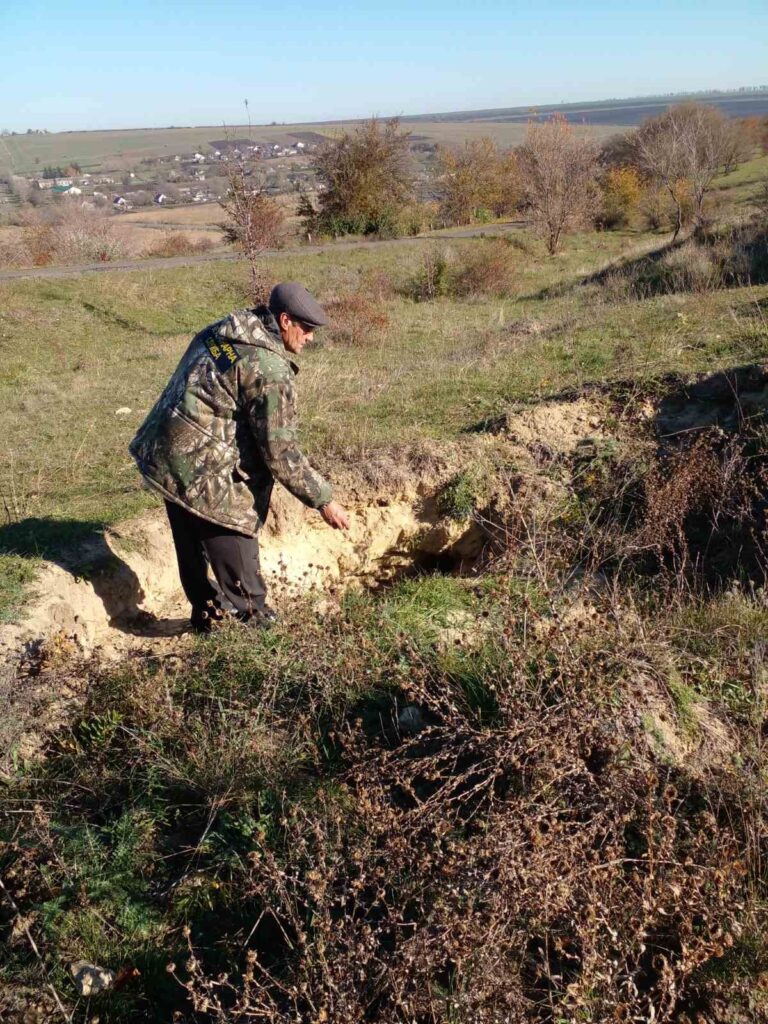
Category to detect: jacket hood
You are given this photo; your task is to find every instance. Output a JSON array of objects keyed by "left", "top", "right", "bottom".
[{"left": 215, "top": 306, "right": 286, "bottom": 355}]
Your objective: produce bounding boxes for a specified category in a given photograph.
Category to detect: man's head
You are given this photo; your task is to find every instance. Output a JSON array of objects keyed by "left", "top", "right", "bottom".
[{"left": 268, "top": 282, "right": 329, "bottom": 355}]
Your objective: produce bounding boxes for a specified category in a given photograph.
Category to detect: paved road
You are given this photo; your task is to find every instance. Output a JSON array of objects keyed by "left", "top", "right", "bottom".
[{"left": 0, "top": 222, "right": 526, "bottom": 283}]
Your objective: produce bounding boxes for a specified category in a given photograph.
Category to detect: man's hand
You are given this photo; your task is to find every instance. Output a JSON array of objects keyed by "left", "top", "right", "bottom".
[{"left": 319, "top": 501, "right": 350, "bottom": 530}]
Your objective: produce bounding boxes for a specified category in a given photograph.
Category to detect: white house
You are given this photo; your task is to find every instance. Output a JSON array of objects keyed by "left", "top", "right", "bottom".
[
  {"left": 113, "top": 195, "right": 127, "bottom": 209},
  {"left": 154, "top": 192, "right": 168, "bottom": 204},
  {"left": 193, "top": 152, "right": 206, "bottom": 163}
]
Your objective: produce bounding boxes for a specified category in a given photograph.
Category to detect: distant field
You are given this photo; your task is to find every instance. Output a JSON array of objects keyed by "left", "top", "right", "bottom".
[
  {"left": 405, "top": 92, "right": 768, "bottom": 127},
  {"left": 120, "top": 204, "right": 227, "bottom": 227}
]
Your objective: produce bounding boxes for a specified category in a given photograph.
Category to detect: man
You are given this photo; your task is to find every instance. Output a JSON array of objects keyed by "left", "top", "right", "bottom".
[{"left": 129, "top": 282, "right": 349, "bottom": 632}]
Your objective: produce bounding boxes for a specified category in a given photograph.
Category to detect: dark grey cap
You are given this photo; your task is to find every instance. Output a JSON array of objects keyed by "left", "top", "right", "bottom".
[{"left": 268, "top": 281, "right": 329, "bottom": 328}]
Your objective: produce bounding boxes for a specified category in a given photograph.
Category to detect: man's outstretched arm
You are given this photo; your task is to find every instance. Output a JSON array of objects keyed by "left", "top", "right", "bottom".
[{"left": 248, "top": 373, "right": 348, "bottom": 527}]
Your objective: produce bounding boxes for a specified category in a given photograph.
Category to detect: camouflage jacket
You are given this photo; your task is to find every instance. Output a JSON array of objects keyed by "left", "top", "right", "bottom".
[{"left": 129, "top": 306, "right": 332, "bottom": 536}]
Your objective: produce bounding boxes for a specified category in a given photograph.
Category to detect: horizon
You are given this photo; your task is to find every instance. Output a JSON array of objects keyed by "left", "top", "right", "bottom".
[{"left": 6, "top": 84, "right": 768, "bottom": 138}]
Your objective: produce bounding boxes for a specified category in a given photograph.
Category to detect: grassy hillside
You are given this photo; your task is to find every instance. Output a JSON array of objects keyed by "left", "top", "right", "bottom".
[
  {"left": 1, "top": 163, "right": 768, "bottom": 1021},
  {"left": 1, "top": 222, "right": 765, "bottom": 615}
]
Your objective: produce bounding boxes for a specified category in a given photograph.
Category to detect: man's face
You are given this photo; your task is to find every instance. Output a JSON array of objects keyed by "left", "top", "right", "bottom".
[{"left": 279, "top": 312, "right": 315, "bottom": 354}]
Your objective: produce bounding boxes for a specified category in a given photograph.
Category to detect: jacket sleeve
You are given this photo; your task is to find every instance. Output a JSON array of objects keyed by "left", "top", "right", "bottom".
[{"left": 246, "top": 368, "right": 333, "bottom": 509}]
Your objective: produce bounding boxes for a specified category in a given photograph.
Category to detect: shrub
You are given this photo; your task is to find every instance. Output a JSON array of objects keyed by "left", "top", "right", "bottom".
[
  {"left": 408, "top": 242, "right": 517, "bottom": 301},
  {"left": 356, "top": 266, "right": 399, "bottom": 302},
  {"left": 15, "top": 206, "right": 130, "bottom": 266},
  {"left": 409, "top": 247, "right": 454, "bottom": 301},
  {"left": 0, "top": 236, "right": 29, "bottom": 268},
  {"left": 322, "top": 291, "right": 390, "bottom": 346},
  {"left": 656, "top": 240, "right": 723, "bottom": 293},
  {"left": 397, "top": 201, "right": 438, "bottom": 236},
  {"left": 143, "top": 233, "right": 215, "bottom": 258},
  {"left": 451, "top": 239, "right": 518, "bottom": 298},
  {"left": 219, "top": 162, "right": 285, "bottom": 301},
  {"left": 605, "top": 223, "right": 768, "bottom": 299},
  {"left": 437, "top": 465, "right": 491, "bottom": 519},
  {"left": 599, "top": 165, "right": 644, "bottom": 229},
  {"left": 53, "top": 208, "right": 130, "bottom": 263},
  {"left": 314, "top": 118, "right": 415, "bottom": 238}
]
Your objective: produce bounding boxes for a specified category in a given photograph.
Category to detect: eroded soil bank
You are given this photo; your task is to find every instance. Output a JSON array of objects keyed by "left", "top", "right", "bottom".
[
  {"left": 6, "top": 360, "right": 766, "bottom": 663},
  {"left": 3, "top": 365, "right": 767, "bottom": 766},
  {"left": 0, "top": 485, "right": 487, "bottom": 662}
]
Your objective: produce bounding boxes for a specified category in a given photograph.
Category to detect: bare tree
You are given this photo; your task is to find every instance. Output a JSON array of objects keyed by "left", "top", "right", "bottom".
[
  {"left": 219, "top": 158, "right": 285, "bottom": 301},
  {"left": 632, "top": 103, "right": 743, "bottom": 240},
  {"left": 516, "top": 116, "right": 599, "bottom": 254},
  {"left": 314, "top": 117, "right": 414, "bottom": 237}
]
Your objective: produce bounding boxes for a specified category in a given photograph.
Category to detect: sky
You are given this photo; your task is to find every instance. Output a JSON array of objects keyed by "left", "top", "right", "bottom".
[{"left": 1, "top": 0, "right": 766, "bottom": 132}]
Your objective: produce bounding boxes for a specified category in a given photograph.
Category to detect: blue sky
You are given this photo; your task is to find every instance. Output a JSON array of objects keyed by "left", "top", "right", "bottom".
[{"left": 1, "top": 0, "right": 765, "bottom": 131}]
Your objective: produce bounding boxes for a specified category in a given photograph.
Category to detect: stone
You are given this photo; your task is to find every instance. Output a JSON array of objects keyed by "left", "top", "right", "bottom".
[
  {"left": 397, "top": 705, "right": 425, "bottom": 735},
  {"left": 70, "top": 962, "right": 116, "bottom": 997}
]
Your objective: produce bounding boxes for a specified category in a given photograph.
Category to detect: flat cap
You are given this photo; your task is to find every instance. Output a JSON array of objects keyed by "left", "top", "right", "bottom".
[{"left": 268, "top": 281, "right": 329, "bottom": 328}]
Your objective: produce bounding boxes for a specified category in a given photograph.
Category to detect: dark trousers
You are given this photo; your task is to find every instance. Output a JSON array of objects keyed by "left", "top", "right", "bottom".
[{"left": 164, "top": 500, "right": 267, "bottom": 622}]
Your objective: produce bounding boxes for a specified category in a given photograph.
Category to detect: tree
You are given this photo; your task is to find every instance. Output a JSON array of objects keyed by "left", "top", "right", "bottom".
[
  {"left": 219, "top": 157, "right": 285, "bottom": 301},
  {"left": 437, "top": 138, "right": 520, "bottom": 226},
  {"left": 516, "top": 116, "right": 599, "bottom": 255},
  {"left": 631, "top": 103, "right": 743, "bottom": 239},
  {"left": 314, "top": 118, "right": 414, "bottom": 237}
]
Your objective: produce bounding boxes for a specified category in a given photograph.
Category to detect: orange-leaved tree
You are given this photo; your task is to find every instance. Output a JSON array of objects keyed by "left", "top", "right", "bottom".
[{"left": 437, "top": 138, "right": 520, "bottom": 226}]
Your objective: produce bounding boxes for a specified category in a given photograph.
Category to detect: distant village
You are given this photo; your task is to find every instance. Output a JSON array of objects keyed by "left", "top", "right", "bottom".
[{"left": 0, "top": 134, "right": 328, "bottom": 213}]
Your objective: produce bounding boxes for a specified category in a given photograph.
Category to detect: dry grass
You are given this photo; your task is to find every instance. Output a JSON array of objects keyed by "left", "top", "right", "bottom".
[
  {"left": 121, "top": 204, "right": 227, "bottom": 227},
  {"left": 142, "top": 232, "right": 215, "bottom": 258}
]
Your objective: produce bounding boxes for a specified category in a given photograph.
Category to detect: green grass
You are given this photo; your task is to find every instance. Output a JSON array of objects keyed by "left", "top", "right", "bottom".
[
  {"left": 1, "top": 219, "right": 767, "bottom": 620},
  {"left": 713, "top": 152, "right": 768, "bottom": 204}
]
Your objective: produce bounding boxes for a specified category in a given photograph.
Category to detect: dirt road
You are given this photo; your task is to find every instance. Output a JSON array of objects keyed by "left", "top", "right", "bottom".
[{"left": 0, "top": 223, "right": 525, "bottom": 283}]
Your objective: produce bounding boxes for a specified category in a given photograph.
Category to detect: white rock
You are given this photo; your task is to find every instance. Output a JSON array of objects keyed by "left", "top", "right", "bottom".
[
  {"left": 115, "top": 407, "right": 132, "bottom": 416},
  {"left": 70, "top": 961, "right": 116, "bottom": 996}
]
